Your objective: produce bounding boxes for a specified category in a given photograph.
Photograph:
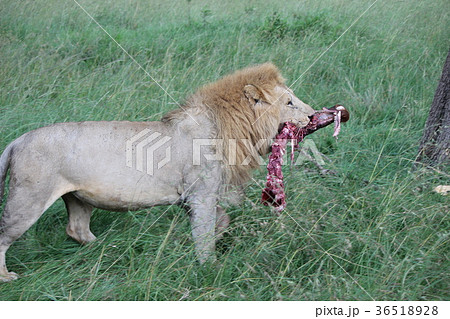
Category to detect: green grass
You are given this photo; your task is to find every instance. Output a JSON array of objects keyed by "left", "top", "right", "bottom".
[{"left": 0, "top": 0, "right": 449, "bottom": 300}]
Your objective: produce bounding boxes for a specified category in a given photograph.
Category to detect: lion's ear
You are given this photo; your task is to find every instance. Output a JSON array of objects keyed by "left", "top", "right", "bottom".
[{"left": 244, "top": 84, "right": 264, "bottom": 106}]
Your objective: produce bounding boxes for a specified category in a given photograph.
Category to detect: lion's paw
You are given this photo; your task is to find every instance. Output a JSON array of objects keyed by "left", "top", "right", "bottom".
[{"left": 0, "top": 271, "right": 19, "bottom": 282}]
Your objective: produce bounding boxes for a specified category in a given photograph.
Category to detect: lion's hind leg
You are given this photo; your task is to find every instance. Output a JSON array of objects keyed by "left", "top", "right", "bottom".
[
  {"left": 0, "top": 245, "right": 18, "bottom": 282},
  {"left": 63, "top": 193, "right": 96, "bottom": 245},
  {"left": 0, "top": 184, "right": 61, "bottom": 282}
]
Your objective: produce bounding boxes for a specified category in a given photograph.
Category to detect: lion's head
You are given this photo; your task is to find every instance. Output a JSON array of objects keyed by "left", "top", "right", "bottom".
[{"left": 162, "top": 63, "right": 315, "bottom": 187}]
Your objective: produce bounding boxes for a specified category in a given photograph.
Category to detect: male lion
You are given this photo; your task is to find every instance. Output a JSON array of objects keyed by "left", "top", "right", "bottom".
[{"left": 0, "top": 63, "right": 320, "bottom": 281}]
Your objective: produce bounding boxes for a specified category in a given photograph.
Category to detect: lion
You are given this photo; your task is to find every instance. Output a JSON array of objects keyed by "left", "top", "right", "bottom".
[{"left": 0, "top": 63, "right": 316, "bottom": 282}]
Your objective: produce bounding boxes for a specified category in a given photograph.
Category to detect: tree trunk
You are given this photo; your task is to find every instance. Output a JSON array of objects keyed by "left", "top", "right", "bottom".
[{"left": 416, "top": 49, "right": 450, "bottom": 167}]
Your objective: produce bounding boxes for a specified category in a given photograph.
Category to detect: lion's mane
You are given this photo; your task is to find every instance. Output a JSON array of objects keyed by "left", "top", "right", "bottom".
[{"left": 162, "top": 63, "right": 285, "bottom": 187}]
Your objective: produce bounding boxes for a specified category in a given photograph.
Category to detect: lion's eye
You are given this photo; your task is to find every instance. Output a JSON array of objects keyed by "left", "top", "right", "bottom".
[{"left": 287, "top": 100, "right": 298, "bottom": 108}]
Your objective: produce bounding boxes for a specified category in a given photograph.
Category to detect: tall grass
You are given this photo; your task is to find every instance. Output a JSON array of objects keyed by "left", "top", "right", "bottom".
[{"left": 0, "top": 0, "right": 449, "bottom": 300}]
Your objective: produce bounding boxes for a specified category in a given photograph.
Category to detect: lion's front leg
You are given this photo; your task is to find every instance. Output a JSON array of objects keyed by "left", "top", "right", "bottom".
[
  {"left": 187, "top": 196, "right": 217, "bottom": 264},
  {"left": 215, "top": 206, "right": 230, "bottom": 240}
]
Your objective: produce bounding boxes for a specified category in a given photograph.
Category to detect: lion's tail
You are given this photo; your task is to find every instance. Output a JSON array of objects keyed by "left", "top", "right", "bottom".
[{"left": 0, "top": 141, "right": 14, "bottom": 204}]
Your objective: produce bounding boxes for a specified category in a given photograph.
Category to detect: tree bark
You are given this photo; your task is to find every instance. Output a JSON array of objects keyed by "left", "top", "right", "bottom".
[{"left": 416, "top": 49, "right": 450, "bottom": 167}]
